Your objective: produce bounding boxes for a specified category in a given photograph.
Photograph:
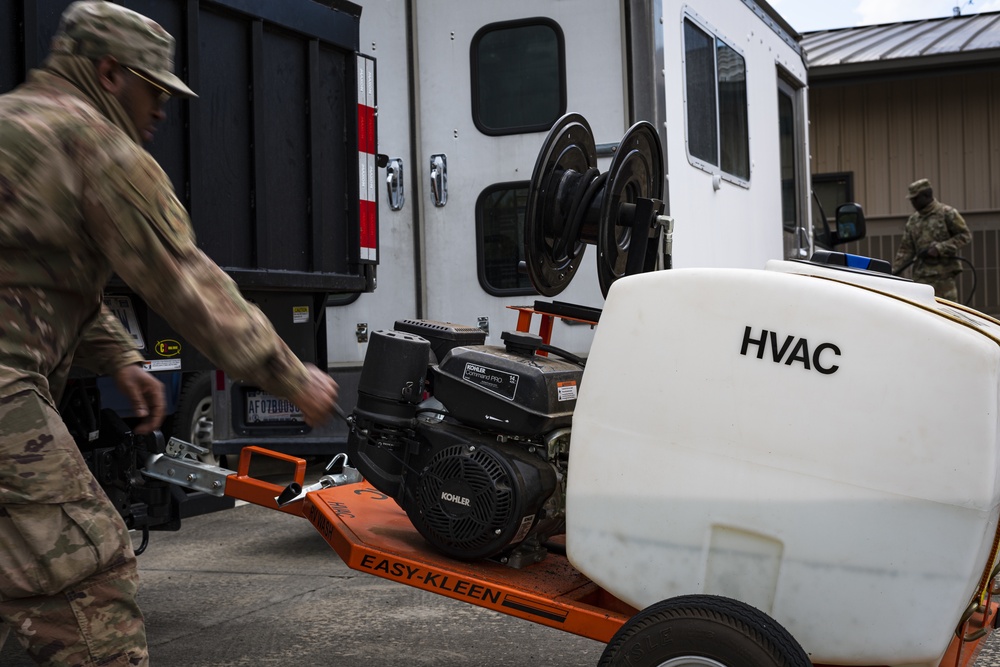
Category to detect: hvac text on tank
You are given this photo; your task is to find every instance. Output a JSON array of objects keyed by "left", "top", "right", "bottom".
[{"left": 740, "top": 326, "right": 841, "bottom": 375}]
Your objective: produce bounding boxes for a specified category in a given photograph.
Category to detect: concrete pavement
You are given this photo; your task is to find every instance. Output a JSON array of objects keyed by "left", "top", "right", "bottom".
[
  {"left": 3, "top": 493, "right": 1000, "bottom": 666},
  {"left": 1, "top": 499, "right": 603, "bottom": 666}
]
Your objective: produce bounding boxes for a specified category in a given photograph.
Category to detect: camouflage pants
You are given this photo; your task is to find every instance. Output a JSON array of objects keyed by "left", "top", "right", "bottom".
[
  {"left": 915, "top": 272, "right": 960, "bottom": 301},
  {"left": 927, "top": 276, "right": 959, "bottom": 302},
  {"left": 0, "top": 389, "right": 148, "bottom": 666}
]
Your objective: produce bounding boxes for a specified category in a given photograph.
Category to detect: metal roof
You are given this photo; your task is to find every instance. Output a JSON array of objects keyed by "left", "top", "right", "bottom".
[{"left": 801, "top": 11, "right": 1000, "bottom": 78}]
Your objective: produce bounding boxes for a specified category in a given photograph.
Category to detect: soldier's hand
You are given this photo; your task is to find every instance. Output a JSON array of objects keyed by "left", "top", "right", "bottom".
[
  {"left": 925, "top": 243, "right": 940, "bottom": 258},
  {"left": 292, "top": 363, "right": 339, "bottom": 427},
  {"left": 114, "top": 363, "right": 167, "bottom": 434}
]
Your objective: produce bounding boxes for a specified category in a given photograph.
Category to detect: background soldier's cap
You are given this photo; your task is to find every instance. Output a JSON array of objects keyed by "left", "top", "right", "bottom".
[
  {"left": 50, "top": 0, "right": 197, "bottom": 98},
  {"left": 907, "top": 178, "right": 932, "bottom": 199}
]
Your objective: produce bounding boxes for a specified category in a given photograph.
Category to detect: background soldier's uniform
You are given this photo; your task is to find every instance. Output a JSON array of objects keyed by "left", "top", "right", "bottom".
[
  {"left": 0, "top": 2, "right": 313, "bottom": 664},
  {"left": 892, "top": 179, "right": 972, "bottom": 301}
]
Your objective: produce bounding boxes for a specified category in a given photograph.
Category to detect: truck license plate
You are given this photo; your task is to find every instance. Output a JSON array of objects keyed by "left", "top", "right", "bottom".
[
  {"left": 103, "top": 295, "right": 145, "bottom": 350},
  {"left": 245, "top": 390, "right": 304, "bottom": 424}
]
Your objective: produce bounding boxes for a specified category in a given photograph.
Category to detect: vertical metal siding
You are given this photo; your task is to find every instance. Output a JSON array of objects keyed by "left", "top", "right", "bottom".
[
  {"left": 965, "top": 73, "right": 994, "bottom": 211},
  {"left": 810, "top": 68, "right": 1000, "bottom": 314},
  {"left": 993, "top": 71, "right": 1000, "bottom": 211},
  {"left": 911, "top": 78, "right": 941, "bottom": 213}
]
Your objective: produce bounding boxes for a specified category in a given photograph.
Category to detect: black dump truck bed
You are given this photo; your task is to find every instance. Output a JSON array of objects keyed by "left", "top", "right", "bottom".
[
  {"left": 1, "top": 0, "right": 377, "bottom": 532},
  {"left": 2, "top": 0, "right": 376, "bottom": 371}
]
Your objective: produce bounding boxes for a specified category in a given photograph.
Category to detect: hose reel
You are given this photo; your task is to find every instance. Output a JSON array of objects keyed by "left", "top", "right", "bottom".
[{"left": 524, "top": 113, "right": 665, "bottom": 297}]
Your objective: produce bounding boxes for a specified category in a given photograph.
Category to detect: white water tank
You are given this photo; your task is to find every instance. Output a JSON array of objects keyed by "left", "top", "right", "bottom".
[{"left": 566, "top": 260, "right": 1000, "bottom": 667}]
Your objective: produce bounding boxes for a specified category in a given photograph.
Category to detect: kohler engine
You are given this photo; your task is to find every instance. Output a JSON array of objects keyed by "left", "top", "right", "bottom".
[
  {"left": 347, "top": 113, "right": 668, "bottom": 564},
  {"left": 348, "top": 319, "right": 582, "bottom": 564}
]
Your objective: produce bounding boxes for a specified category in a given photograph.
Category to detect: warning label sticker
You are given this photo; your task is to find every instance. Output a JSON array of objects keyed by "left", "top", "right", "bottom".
[
  {"left": 556, "top": 381, "right": 577, "bottom": 401},
  {"left": 142, "top": 359, "right": 182, "bottom": 372}
]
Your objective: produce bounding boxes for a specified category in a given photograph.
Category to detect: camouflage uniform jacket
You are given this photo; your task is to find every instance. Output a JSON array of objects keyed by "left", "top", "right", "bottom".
[
  {"left": 891, "top": 200, "right": 971, "bottom": 282},
  {"left": 0, "top": 72, "right": 311, "bottom": 406}
]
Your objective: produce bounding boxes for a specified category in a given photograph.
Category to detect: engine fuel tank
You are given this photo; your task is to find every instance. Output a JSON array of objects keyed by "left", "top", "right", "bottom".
[{"left": 433, "top": 345, "right": 583, "bottom": 436}]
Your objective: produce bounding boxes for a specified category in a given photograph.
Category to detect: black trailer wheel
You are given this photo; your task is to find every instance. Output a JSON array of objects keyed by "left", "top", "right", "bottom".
[
  {"left": 173, "top": 371, "right": 220, "bottom": 466},
  {"left": 599, "top": 595, "right": 810, "bottom": 667}
]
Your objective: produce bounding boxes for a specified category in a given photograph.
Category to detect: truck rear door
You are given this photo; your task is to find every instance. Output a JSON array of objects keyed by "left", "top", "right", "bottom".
[
  {"left": 414, "top": 0, "right": 626, "bottom": 351},
  {"left": 326, "top": 0, "right": 628, "bottom": 423}
]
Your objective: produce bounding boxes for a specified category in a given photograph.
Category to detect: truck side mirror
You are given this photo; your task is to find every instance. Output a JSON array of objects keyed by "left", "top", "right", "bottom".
[{"left": 833, "top": 202, "right": 865, "bottom": 245}]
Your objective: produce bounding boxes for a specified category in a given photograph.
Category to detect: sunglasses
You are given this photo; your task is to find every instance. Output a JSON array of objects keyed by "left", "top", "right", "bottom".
[{"left": 123, "top": 65, "right": 171, "bottom": 104}]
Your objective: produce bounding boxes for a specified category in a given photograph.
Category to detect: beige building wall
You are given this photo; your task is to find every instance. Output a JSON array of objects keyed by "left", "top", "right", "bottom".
[{"left": 808, "top": 68, "right": 1000, "bottom": 314}]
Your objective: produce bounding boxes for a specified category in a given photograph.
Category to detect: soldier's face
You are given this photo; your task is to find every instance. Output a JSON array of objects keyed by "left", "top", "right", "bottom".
[
  {"left": 910, "top": 190, "right": 933, "bottom": 211},
  {"left": 118, "top": 68, "right": 168, "bottom": 145}
]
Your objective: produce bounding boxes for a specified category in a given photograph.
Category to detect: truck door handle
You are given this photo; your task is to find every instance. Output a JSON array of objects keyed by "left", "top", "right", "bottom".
[
  {"left": 386, "top": 157, "right": 404, "bottom": 211},
  {"left": 430, "top": 154, "right": 447, "bottom": 207}
]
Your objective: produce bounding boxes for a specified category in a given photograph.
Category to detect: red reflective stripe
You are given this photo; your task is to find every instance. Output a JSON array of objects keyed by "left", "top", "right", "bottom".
[
  {"left": 360, "top": 199, "right": 377, "bottom": 250},
  {"left": 357, "top": 105, "right": 368, "bottom": 153},
  {"left": 365, "top": 106, "right": 375, "bottom": 154},
  {"left": 357, "top": 92, "right": 377, "bottom": 260},
  {"left": 367, "top": 107, "right": 376, "bottom": 154},
  {"left": 357, "top": 104, "right": 376, "bottom": 155}
]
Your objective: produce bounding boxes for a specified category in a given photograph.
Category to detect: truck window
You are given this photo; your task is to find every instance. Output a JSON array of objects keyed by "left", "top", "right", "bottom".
[
  {"left": 471, "top": 18, "right": 566, "bottom": 136},
  {"left": 779, "top": 88, "right": 796, "bottom": 233},
  {"left": 476, "top": 182, "right": 534, "bottom": 295},
  {"left": 811, "top": 172, "right": 855, "bottom": 248},
  {"left": 778, "top": 76, "right": 807, "bottom": 259},
  {"left": 683, "top": 17, "right": 750, "bottom": 184}
]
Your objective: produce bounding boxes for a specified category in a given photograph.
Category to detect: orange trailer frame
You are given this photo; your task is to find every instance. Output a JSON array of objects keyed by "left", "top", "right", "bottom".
[{"left": 225, "top": 446, "right": 1000, "bottom": 667}]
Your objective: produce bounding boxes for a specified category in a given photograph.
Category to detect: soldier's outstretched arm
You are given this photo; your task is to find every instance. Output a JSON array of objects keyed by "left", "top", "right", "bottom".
[{"left": 79, "top": 134, "right": 335, "bottom": 422}]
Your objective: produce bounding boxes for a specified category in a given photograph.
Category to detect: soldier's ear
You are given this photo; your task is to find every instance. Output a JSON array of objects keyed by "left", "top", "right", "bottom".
[{"left": 95, "top": 56, "right": 126, "bottom": 95}]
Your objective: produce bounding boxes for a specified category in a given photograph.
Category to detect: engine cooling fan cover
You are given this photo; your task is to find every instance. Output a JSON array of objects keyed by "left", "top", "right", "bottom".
[{"left": 402, "top": 441, "right": 554, "bottom": 561}]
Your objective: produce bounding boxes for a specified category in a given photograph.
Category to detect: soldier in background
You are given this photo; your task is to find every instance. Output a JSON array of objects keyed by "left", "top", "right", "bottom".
[
  {"left": 0, "top": 1, "right": 338, "bottom": 664},
  {"left": 892, "top": 178, "right": 972, "bottom": 301}
]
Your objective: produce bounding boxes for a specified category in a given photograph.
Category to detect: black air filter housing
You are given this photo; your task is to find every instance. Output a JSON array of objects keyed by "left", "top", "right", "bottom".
[
  {"left": 354, "top": 328, "right": 429, "bottom": 430},
  {"left": 350, "top": 329, "right": 431, "bottom": 498},
  {"left": 432, "top": 345, "right": 582, "bottom": 436},
  {"left": 357, "top": 330, "right": 429, "bottom": 409}
]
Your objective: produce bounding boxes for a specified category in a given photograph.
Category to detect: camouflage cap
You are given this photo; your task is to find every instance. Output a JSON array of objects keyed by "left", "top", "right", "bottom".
[
  {"left": 907, "top": 178, "right": 932, "bottom": 199},
  {"left": 50, "top": 0, "right": 197, "bottom": 98}
]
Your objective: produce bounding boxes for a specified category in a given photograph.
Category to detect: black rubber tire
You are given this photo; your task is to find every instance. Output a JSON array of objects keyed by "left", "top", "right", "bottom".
[
  {"left": 599, "top": 595, "right": 811, "bottom": 667},
  {"left": 172, "top": 371, "right": 217, "bottom": 464}
]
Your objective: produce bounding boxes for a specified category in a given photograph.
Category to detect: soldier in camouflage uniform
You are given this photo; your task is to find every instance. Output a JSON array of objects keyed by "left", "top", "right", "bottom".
[
  {"left": 891, "top": 178, "right": 972, "bottom": 301},
  {"left": 0, "top": 2, "right": 339, "bottom": 664}
]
